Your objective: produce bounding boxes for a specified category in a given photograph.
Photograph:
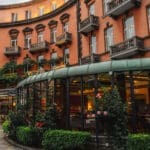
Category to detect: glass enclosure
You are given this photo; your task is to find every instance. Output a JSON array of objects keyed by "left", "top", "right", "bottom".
[{"left": 17, "top": 70, "right": 150, "bottom": 133}]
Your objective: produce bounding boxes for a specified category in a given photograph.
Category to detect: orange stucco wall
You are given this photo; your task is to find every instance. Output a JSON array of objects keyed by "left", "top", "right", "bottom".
[{"left": 0, "top": 0, "right": 150, "bottom": 68}]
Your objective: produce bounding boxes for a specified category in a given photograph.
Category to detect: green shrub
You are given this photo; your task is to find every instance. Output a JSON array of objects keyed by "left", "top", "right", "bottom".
[
  {"left": 42, "top": 130, "right": 91, "bottom": 150},
  {"left": 8, "top": 111, "right": 27, "bottom": 140},
  {"left": 127, "top": 134, "right": 150, "bottom": 150},
  {"left": 43, "top": 106, "right": 59, "bottom": 130},
  {"left": 2, "top": 120, "right": 11, "bottom": 133},
  {"left": 101, "top": 88, "right": 128, "bottom": 150},
  {"left": 16, "top": 126, "right": 42, "bottom": 147}
]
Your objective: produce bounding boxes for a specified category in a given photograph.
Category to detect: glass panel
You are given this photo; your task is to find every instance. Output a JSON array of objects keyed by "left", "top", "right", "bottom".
[
  {"left": 105, "top": 26, "right": 113, "bottom": 51},
  {"left": 38, "top": 31, "right": 44, "bottom": 43},
  {"left": 125, "top": 71, "right": 150, "bottom": 132},
  {"left": 90, "top": 35, "right": 97, "bottom": 54},
  {"left": 147, "top": 7, "right": 150, "bottom": 32},
  {"left": 89, "top": 4, "right": 95, "bottom": 15},
  {"left": 124, "top": 16, "right": 135, "bottom": 40}
]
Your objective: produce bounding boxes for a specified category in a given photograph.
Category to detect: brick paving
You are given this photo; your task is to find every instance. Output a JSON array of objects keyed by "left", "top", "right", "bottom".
[{"left": 0, "top": 126, "right": 22, "bottom": 150}]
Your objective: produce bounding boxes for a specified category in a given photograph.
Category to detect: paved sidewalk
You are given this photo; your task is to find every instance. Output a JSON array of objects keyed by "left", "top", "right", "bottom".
[{"left": 0, "top": 126, "right": 22, "bottom": 150}]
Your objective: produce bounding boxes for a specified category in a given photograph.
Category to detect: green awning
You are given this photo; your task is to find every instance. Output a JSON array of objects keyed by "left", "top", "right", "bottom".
[
  {"left": 53, "top": 67, "right": 68, "bottom": 78},
  {"left": 17, "top": 58, "right": 150, "bottom": 88}
]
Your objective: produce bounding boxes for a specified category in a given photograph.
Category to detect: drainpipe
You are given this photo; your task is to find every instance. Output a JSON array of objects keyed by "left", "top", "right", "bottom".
[
  {"left": 129, "top": 71, "right": 137, "bottom": 133},
  {"left": 76, "top": 0, "right": 82, "bottom": 65},
  {"left": 66, "top": 78, "right": 70, "bottom": 129},
  {"left": 80, "top": 76, "right": 84, "bottom": 130},
  {"left": 94, "top": 74, "right": 99, "bottom": 148}
]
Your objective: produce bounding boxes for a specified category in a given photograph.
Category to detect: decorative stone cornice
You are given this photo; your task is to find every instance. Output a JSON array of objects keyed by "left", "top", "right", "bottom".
[
  {"left": 9, "top": 29, "right": 19, "bottom": 37},
  {"left": 60, "top": 13, "right": 70, "bottom": 23},
  {"left": 35, "top": 24, "right": 46, "bottom": 32},
  {"left": 0, "top": 0, "right": 76, "bottom": 28},
  {"left": 48, "top": 20, "right": 58, "bottom": 28},
  {"left": 22, "top": 27, "right": 33, "bottom": 34}
]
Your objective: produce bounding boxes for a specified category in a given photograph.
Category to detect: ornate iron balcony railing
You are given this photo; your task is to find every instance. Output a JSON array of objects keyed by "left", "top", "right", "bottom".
[
  {"left": 81, "top": 53, "right": 100, "bottom": 64},
  {"left": 107, "top": 0, "right": 141, "bottom": 17},
  {"left": 4, "top": 46, "right": 21, "bottom": 56},
  {"left": 79, "top": 15, "right": 99, "bottom": 35},
  {"left": 110, "top": 36, "right": 145, "bottom": 59},
  {"left": 29, "top": 41, "right": 49, "bottom": 53},
  {"left": 55, "top": 32, "right": 72, "bottom": 47}
]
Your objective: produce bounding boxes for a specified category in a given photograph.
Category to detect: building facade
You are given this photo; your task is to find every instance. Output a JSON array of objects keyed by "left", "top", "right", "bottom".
[{"left": 0, "top": 0, "right": 150, "bottom": 133}]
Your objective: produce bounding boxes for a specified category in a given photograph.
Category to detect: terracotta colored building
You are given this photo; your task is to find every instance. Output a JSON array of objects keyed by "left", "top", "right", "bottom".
[{"left": 0, "top": 0, "right": 150, "bottom": 132}]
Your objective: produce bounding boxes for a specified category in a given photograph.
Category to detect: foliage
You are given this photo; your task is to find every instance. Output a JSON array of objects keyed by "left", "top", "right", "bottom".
[
  {"left": 101, "top": 88, "right": 128, "bottom": 150},
  {"left": 1, "top": 61, "right": 17, "bottom": 74},
  {"left": 0, "top": 61, "right": 24, "bottom": 86},
  {"left": 8, "top": 111, "right": 27, "bottom": 140},
  {"left": 127, "top": 134, "right": 150, "bottom": 150},
  {"left": 42, "top": 130, "right": 91, "bottom": 150},
  {"left": 2, "top": 120, "right": 11, "bottom": 133},
  {"left": 16, "top": 126, "right": 42, "bottom": 147},
  {"left": 35, "top": 111, "right": 45, "bottom": 122},
  {"left": 43, "top": 106, "right": 59, "bottom": 130}
]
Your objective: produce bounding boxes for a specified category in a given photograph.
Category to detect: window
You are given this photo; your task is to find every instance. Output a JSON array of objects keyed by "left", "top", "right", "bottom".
[
  {"left": 39, "top": 7, "right": 44, "bottom": 16},
  {"left": 37, "top": 31, "right": 44, "bottom": 43},
  {"left": 51, "top": 52, "right": 57, "bottom": 59},
  {"left": 38, "top": 55, "right": 44, "bottom": 63},
  {"left": 104, "top": 0, "right": 111, "bottom": 14},
  {"left": 50, "top": 28, "right": 57, "bottom": 43},
  {"left": 52, "top": 3, "right": 57, "bottom": 11},
  {"left": 124, "top": 16, "right": 135, "bottom": 40},
  {"left": 25, "top": 34, "right": 31, "bottom": 48},
  {"left": 25, "top": 10, "right": 31, "bottom": 20},
  {"left": 105, "top": 27, "right": 113, "bottom": 51},
  {"left": 64, "top": 0, "right": 68, "bottom": 2},
  {"left": 147, "top": 6, "right": 150, "bottom": 32},
  {"left": 11, "top": 13, "right": 17, "bottom": 22},
  {"left": 89, "top": 3, "right": 95, "bottom": 15},
  {"left": 90, "top": 35, "right": 97, "bottom": 54},
  {"left": 11, "top": 39, "right": 17, "bottom": 47},
  {"left": 64, "top": 48, "right": 69, "bottom": 65},
  {"left": 63, "top": 22, "right": 69, "bottom": 32},
  {"left": 51, "top": 52, "right": 58, "bottom": 67}
]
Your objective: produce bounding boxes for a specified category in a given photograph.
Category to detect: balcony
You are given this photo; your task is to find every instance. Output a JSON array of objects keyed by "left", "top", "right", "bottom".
[
  {"left": 55, "top": 32, "right": 72, "bottom": 47},
  {"left": 81, "top": 53, "right": 100, "bottom": 64},
  {"left": 4, "top": 46, "right": 21, "bottom": 56},
  {"left": 79, "top": 15, "right": 99, "bottom": 35},
  {"left": 29, "top": 41, "right": 49, "bottom": 53},
  {"left": 107, "top": 0, "right": 141, "bottom": 17},
  {"left": 110, "top": 36, "right": 145, "bottom": 59}
]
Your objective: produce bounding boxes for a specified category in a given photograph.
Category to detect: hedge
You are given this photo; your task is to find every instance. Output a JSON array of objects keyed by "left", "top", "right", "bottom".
[
  {"left": 2, "top": 120, "right": 11, "bottom": 134},
  {"left": 16, "top": 126, "right": 42, "bottom": 147},
  {"left": 127, "top": 134, "right": 150, "bottom": 150},
  {"left": 42, "top": 130, "right": 91, "bottom": 150}
]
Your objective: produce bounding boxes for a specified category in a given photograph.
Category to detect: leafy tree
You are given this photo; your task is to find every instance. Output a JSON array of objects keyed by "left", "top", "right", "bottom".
[{"left": 102, "top": 88, "right": 128, "bottom": 150}]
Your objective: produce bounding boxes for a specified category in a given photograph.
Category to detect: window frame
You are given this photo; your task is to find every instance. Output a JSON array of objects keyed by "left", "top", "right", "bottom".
[
  {"left": 90, "top": 34, "right": 97, "bottom": 54},
  {"left": 123, "top": 16, "right": 135, "bottom": 40},
  {"left": 50, "top": 27, "right": 57, "bottom": 43},
  {"left": 147, "top": 5, "right": 150, "bottom": 34},
  {"left": 11, "top": 38, "right": 17, "bottom": 47},
  {"left": 25, "top": 10, "right": 31, "bottom": 20},
  {"left": 37, "top": 31, "right": 44, "bottom": 43},
  {"left": 24, "top": 34, "right": 31, "bottom": 49},
  {"left": 64, "top": 48, "right": 69, "bottom": 65},
  {"left": 11, "top": 13, "right": 17, "bottom": 22},
  {"left": 104, "top": 26, "right": 114, "bottom": 52}
]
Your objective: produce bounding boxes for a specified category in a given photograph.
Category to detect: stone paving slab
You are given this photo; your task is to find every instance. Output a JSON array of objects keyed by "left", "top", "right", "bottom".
[{"left": 0, "top": 128, "right": 23, "bottom": 150}]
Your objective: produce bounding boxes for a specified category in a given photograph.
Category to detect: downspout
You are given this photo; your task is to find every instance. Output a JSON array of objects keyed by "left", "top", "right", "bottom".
[{"left": 76, "top": 0, "right": 82, "bottom": 65}]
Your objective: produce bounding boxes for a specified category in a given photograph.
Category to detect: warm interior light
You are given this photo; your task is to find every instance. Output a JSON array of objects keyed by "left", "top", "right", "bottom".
[
  {"left": 87, "top": 101, "right": 93, "bottom": 111},
  {"left": 13, "top": 101, "right": 16, "bottom": 107}
]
